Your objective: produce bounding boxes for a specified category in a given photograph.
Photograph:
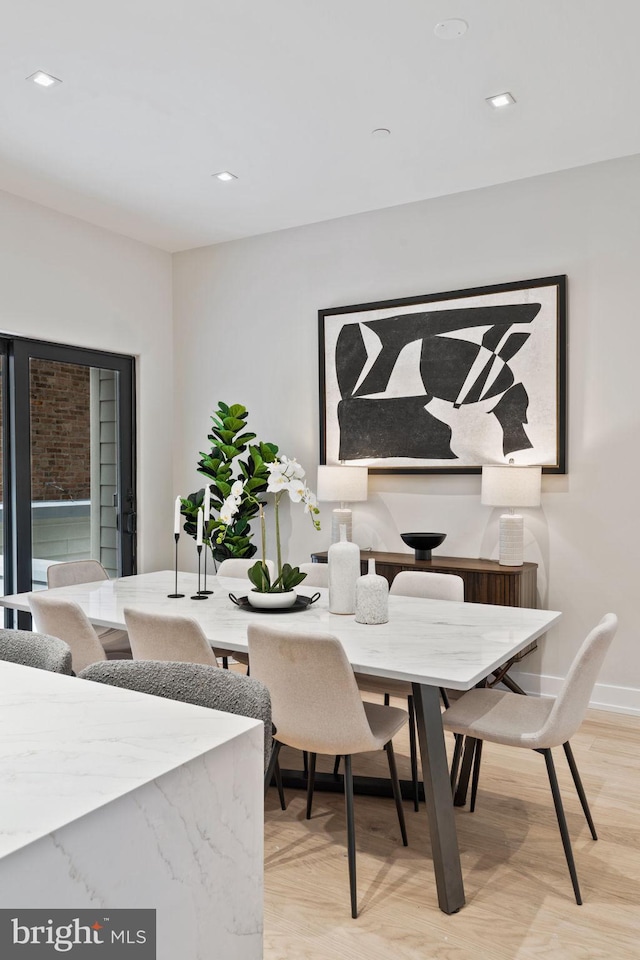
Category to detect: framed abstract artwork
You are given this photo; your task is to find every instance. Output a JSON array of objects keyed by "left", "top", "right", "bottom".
[{"left": 319, "top": 276, "right": 567, "bottom": 474}]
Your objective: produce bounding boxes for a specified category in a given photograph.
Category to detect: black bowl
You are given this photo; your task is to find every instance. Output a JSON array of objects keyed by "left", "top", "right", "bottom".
[{"left": 400, "top": 532, "right": 446, "bottom": 561}]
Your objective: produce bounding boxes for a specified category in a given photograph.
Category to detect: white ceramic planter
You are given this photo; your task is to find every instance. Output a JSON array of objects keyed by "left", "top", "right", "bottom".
[{"left": 246, "top": 590, "right": 297, "bottom": 609}]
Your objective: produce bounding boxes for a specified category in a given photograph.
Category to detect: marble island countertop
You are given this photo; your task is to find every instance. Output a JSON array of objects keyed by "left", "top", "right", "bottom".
[{"left": 0, "top": 659, "right": 262, "bottom": 860}]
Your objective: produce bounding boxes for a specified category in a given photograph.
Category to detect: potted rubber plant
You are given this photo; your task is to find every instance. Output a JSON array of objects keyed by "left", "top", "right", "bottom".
[{"left": 180, "top": 402, "right": 278, "bottom": 561}]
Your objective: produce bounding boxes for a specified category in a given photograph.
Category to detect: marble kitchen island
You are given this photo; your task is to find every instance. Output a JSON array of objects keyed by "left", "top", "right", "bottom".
[{"left": 0, "top": 659, "right": 263, "bottom": 960}]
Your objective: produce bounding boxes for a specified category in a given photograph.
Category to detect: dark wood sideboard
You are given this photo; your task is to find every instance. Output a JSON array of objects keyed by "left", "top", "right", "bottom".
[
  {"left": 310, "top": 550, "right": 539, "bottom": 667},
  {"left": 310, "top": 550, "right": 537, "bottom": 608}
]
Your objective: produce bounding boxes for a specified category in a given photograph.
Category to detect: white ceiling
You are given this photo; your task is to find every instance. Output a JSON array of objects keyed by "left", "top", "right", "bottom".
[{"left": 2, "top": 1, "right": 640, "bottom": 252}]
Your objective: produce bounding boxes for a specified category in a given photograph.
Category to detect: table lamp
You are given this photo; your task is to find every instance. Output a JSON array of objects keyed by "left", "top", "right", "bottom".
[
  {"left": 481, "top": 462, "right": 542, "bottom": 566},
  {"left": 317, "top": 465, "right": 368, "bottom": 542}
]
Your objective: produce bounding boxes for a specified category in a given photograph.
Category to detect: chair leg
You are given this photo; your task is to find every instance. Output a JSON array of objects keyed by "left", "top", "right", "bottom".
[
  {"left": 439, "top": 687, "right": 450, "bottom": 709},
  {"left": 453, "top": 735, "right": 477, "bottom": 807},
  {"left": 344, "top": 754, "right": 358, "bottom": 919},
  {"left": 333, "top": 755, "right": 341, "bottom": 776},
  {"left": 407, "top": 695, "right": 420, "bottom": 811},
  {"left": 274, "top": 759, "right": 287, "bottom": 811},
  {"left": 222, "top": 656, "right": 229, "bottom": 670},
  {"left": 303, "top": 750, "right": 308, "bottom": 776},
  {"left": 385, "top": 740, "right": 408, "bottom": 846},
  {"left": 563, "top": 741, "right": 598, "bottom": 840},
  {"left": 450, "top": 734, "right": 463, "bottom": 793},
  {"left": 264, "top": 740, "right": 282, "bottom": 800},
  {"left": 541, "top": 748, "right": 583, "bottom": 905},
  {"left": 306, "top": 752, "right": 317, "bottom": 820},
  {"left": 470, "top": 739, "right": 483, "bottom": 813},
  {"left": 384, "top": 693, "right": 390, "bottom": 706}
]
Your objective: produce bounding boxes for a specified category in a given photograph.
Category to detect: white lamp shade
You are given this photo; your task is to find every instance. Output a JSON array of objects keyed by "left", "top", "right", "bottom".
[
  {"left": 481, "top": 464, "right": 542, "bottom": 508},
  {"left": 317, "top": 465, "right": 368, "bottom": 503}
]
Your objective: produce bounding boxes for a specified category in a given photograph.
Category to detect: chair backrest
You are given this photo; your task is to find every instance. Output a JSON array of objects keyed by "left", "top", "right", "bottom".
[
  {"left": 390, "top": 570, "right": 464, "bottom": 601},
  {"left": 537, "top": 613, "right": 618, "bottom": 747},
  {"left": 247, "top": 623, "right": 379, "bottom": 755},
  {"left": 216, "top": 558, "right": 275, "bottom": 579},
  {"left": 297, "top": 562, "right": 329, "bottom": 588},
  {"left": 123, "top": 608, "right": 219, "bottom": 667},
  {"left": 0, "top": 628, "right": 73, "bottom": 674},
  {"left": 47, "top": 559, "right": 110, "bottom": 589},
  {"left": 78, "top": 659, "right": 272, "bottom": 770},
  {"left": 28, "top": 592, "right": 106, "bottom": 673}
]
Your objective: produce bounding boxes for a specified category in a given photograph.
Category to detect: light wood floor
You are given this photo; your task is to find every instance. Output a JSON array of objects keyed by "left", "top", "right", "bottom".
[{"left": 263, "top": 701, "right": 640, "bottom": 960}]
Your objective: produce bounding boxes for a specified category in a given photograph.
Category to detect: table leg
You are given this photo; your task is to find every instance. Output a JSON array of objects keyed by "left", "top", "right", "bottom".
[{"left": 412, "top": 682, "right": 465, "bottom": 914}]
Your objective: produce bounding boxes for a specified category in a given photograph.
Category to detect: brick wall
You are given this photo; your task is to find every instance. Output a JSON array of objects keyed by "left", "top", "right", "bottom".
[
  {"left": 30, "top": 360, "right": 91, "bottom": 501},
  {"left": 0, "top": 360, "right": 91, "bottom": 501}
]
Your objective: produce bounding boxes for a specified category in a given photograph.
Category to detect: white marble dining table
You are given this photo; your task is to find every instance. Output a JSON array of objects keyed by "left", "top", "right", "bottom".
[{"left": 1, "top": 569, "right": 561, "bottom": 916}]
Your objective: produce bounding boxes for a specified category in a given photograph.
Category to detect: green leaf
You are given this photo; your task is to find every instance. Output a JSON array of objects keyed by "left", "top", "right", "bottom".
[
  {"left": 222, "top": 416, "right": 246, "bottom": 432},
  {"left": 228, "top": 404, "right": 247, "bottom": 419},
  {"left": 248, "top": 561, "right": 271, "bottom": 592},
  {"left": 218, "top": 444, "right": 238, "bottom": 458},
  {"left": 234, "top": 432, "right": 257, "bottom": 447},
  {"left": 261, "top": 442, "right": 278, "bottom": 461}
]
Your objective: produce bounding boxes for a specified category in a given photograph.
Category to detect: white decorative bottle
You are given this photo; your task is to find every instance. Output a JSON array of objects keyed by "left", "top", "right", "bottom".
[
  {"left": 328, "top": 525, "right": 360, "bottom": 614},
  {"left": 355, "top": 559, "right": 389, "bottom": 625}
]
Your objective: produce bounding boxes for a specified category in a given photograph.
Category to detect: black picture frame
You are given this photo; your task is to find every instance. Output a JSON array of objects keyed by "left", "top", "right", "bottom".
[{"left": 319, "top": 275, "right": 567, "bottom": 474}]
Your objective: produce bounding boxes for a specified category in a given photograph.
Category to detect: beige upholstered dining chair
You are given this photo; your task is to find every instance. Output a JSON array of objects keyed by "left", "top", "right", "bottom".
[
  {"left": 354, "top": 570, "right": 465, "bottom": 810},
  {"left": 390, "top": 570, "right": 464, "bottom": 601},
  {"left": 248, "top": 622, "right": 408, "bottom": 919},
  {"left": 297, "top": 562, "right": 329, "bottom": 588},
  {"left": 444, "top": 613, "right": 618, "bottom": 905},
  {"left": 47, "top": 559, "right": 130, "bottom": 658},
  {"left": 28, "top": 592, "right": 107, "bottom": 674},
  {"left": 123, "top": 608, "right": 220, "bottom": 667},
  {"left": 216, "top": 558, "right": 275, "bottom": 579},
  {"left": 47, "top": 559, "right": 111, "bottom": 589}
]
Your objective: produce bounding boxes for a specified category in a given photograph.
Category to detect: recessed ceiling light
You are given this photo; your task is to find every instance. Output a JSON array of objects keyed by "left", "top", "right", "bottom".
[
  {"left": 371, "top": 128, "right": 391, "bottom": 138},
  {"left": 434, "top": 19, "right": 468, "bottom": 40},
  {"left": 27, "top": 71, "right": 62, "bottom": 88},
  {"left": 212, "top": 171, "right": 237, "bottom": 182},
  {"left": 486, "top": 92, "right": 516, "bottom": 109}
]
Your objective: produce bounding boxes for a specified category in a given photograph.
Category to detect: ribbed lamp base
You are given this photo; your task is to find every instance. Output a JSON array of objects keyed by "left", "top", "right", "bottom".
[
  {"left": 331, "top": 508, "right": 353, "bottom": 543},
  {"left": 499, "top": 514, "right": 524, "bottom": 566}
]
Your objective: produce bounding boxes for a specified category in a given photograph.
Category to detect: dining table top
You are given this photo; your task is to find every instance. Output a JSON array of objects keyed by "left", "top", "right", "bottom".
[{"left": 1, "top": 570, "right": 561, "bottom": 691}]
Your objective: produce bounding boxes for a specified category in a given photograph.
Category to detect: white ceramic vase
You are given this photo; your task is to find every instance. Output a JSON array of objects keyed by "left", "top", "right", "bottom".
[
  {"left": 355, "top": 558, "right": 389, "bottom": 624},
  {"left": 247, "top": 590, "right": 297, "bottom": 609},
  {"left": 328, "top": 525, "right": 360, "bottom": 614}
]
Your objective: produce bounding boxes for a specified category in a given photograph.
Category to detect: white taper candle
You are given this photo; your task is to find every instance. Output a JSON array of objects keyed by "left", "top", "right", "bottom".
[
  {"left": 174, "top": 496, "right": 182, "bottom": 535},
  {"left": 196, "top": 507, "right": 204, "bottom": 546}
]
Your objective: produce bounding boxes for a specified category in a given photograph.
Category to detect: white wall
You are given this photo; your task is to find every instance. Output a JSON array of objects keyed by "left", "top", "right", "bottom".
[
  {"left": 173, "top": 153, "right": 640, "bottom": 714},
  {"left": 0, "top": 188, "right": 173, "bottom": 573}
]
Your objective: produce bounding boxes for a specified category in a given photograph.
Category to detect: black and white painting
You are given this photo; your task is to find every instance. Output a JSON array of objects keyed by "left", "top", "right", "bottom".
[{"left": 319, "top": 276, "right": 566, "bottom": 474}]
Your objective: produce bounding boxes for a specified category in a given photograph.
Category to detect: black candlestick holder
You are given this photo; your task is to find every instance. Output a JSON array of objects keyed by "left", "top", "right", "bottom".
[
  {"left": 191, "top": 545, "right": 208, "bottom": 599},
  {"left": 200, "top": 544, "right": 213, "bottom": 595},
  {"left": 167, "top": 533, "right": 185, "bottom": 598}
]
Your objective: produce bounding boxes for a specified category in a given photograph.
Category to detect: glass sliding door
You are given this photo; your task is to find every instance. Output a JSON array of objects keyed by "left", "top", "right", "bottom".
[
  {"left": 0, "top": 341, "right": 6, "bottom": 599},
  {"left": 4, "top": 339, "right": 135, "bottom": 619}
]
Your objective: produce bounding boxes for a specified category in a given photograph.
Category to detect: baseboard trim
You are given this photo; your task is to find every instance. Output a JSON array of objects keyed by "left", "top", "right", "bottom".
[{"left": 508, "top": 670, "right": 640, "bottom": 716}]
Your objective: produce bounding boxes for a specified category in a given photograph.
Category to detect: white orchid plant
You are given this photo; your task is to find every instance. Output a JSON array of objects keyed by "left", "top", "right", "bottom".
[{"left": 217, "top": 455, "right": 321, "bottom": 593}]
